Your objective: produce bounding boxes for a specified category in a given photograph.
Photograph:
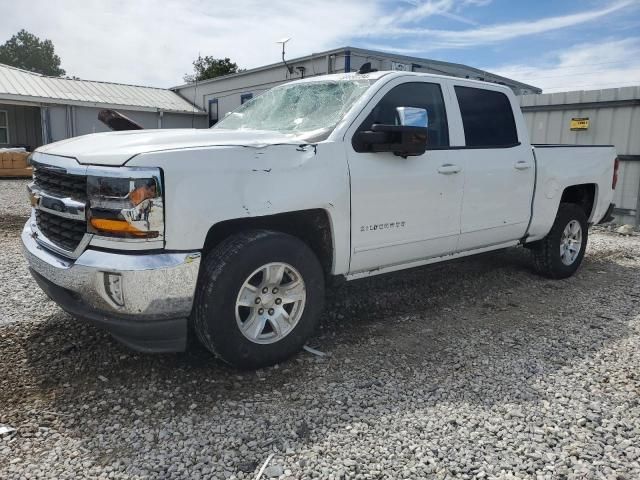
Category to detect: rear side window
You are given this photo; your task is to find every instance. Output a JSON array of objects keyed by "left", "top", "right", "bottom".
[{"left": 454, "top": 86, "right": 518, "bottom": 147}]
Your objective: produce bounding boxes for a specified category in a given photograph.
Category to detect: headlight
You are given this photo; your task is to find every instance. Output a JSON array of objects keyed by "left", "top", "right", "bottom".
[{"left": 87, "top": 167, "right": 164, "bottom": 242}]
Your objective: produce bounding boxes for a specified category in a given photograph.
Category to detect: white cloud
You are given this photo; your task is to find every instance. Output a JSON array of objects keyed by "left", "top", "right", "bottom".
[
  {"left": 361, "top": 1, "right": 634, "bottom": 48},
  {"left": 1, "top": 0, "right": 383, "bottom": 87},
  {"left": 489, "top": 38, "right": 640, "bottom": 92},
  {"left": 2, "top": 0, "right": 499, "bottom": 87},
  {"left": 380, "top": 0, "right": 483, "bottom": 26},
  {"left": 1, "top": 0, "right": 636, "bottom": 89}
]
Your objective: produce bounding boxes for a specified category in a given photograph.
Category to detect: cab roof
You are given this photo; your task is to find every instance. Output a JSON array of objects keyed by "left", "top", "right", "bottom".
[{"left": 286, "top": 70, "right": 513, "bottom": 93}]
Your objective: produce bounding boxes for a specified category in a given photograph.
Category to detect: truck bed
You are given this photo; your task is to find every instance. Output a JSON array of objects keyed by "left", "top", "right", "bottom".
[{"left": 525, "top": 144, "right": 617, "bottom": 242}]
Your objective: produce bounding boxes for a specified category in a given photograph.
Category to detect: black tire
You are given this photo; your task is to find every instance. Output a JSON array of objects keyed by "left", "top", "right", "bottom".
[
  {"left": 531, "top": 202, "right": 588, "bottom": 279},
  {"left": 193, "top": 230, "right": 324, "bottom": 369}
]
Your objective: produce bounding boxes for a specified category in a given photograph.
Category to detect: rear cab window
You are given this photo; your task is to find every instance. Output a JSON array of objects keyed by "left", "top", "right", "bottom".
[{"left": 454, "top": 86, "right": 518, "bottom": 148}]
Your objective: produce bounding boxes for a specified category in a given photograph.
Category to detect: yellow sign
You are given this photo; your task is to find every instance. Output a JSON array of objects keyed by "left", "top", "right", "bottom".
[{"left": 570, "top": 118, "right": 589, "bottom": 130}]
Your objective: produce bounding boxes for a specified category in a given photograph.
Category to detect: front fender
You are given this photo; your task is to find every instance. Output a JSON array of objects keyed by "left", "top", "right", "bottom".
[{"left": 128, "top": 142, "right": 351, "bottom": 274}]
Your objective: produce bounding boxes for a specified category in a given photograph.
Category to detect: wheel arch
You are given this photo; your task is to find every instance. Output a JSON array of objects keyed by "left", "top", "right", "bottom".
[
  {"left": 560, "top": 183, "right": 597, "bottom": 222},
  {"left": 202, "top": 209, "right": 335, "bottom": 276}
]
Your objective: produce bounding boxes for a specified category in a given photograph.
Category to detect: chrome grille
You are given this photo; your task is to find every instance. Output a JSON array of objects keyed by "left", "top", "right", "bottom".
[
  {"left": 31, "top": 163, "right": 88, "bottom": 254},
  {"left": 33, "top": 166, "right": 87, "bottom": 201},
  {"left": 35, "top": 210, "right": 87, "bottom": 252}
]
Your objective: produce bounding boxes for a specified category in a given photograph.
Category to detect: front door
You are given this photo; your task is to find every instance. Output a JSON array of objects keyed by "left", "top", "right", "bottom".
[{"left": 346, "top": 79, "right": 464, "bottom": 273}]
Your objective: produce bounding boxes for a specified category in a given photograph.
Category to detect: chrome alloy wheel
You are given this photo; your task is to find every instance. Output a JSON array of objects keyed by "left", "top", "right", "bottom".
[
  {"left": 235, "top": 262, "right": 307, "bottom": 344},
  {"left": 560, "top": 220, "right": 582, "bottom": 266}
]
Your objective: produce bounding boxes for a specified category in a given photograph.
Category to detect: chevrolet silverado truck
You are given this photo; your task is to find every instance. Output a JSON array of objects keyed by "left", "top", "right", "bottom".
[{"left": 22, "top": 71, "right": 618, "bottom": 368}]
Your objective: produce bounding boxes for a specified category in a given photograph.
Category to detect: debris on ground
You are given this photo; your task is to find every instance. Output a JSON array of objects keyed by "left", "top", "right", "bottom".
[
  {"left": 254, "top": 453, "right": 275, "bottom": 479},
  {"left": 616, "top": 224, "right": 636, "bottom": 235},
  {"left": 302, "top": 345, "right": 328, "bottom": 357},
  {"left": 0, "top": 424, "right": 16, "bottom": 436}
]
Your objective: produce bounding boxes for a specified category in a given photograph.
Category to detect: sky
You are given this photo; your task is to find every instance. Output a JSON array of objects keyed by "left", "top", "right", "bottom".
[{"left": 2, "top": 0, "right": 640, "bottom": 93}]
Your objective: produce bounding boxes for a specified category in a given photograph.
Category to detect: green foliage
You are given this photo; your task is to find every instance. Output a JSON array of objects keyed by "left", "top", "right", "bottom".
[
  {"left": 183, "top": 56, "right": 243, "bottom": 83},
  {"left": 0, "top": 29, "right": 65, "bottom": 76}
]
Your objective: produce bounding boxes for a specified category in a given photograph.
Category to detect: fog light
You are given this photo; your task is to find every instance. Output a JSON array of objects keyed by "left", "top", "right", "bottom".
[{"left": 104, "top": 272, "right": 124, "bottom": 307}]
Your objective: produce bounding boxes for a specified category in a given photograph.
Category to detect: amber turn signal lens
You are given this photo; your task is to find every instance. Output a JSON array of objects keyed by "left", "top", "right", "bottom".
[{"left": 90, "top": 218, "right": 152, "bottom": 237}]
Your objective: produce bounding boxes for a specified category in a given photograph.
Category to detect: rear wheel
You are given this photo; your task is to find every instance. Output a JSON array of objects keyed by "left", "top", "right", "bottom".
[
  {"left": 531, "top": 202, "right": 588, "bottom": 279},
  {"left": 193, "top": 230, "right": 324, "bottom": 369}
]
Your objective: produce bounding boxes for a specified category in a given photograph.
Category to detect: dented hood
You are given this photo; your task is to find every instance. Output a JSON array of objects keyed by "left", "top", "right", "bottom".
[{"left": 36, "top": 128, "right": 306, "bottom": 166}]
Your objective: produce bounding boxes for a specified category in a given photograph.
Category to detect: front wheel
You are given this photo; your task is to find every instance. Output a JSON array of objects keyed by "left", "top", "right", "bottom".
[
  {"left": 531, "top": 202, "right": 588, "bottom": 279},
  {"left": 193, "top": 230, "right": 325, "bottom": 369}
]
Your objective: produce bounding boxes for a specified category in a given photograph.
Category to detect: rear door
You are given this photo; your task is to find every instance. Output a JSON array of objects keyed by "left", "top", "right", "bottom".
[
  {"left": 448, "top": 84, "right": 535, "bottom": 251},
  {"left": 346, "top": 77, "right": 464, "bottom": 273}
]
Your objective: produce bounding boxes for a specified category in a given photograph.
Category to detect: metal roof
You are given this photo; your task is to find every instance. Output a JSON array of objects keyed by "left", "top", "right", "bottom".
[
  {"left": 0, "top": 63, "right": 203, "bottom": 114},
  {"left": 520, "top": 85, "right": 640, "bottom": 108},
  {"left": 171, "top": 46, "right": 541, "bottom": 94}
]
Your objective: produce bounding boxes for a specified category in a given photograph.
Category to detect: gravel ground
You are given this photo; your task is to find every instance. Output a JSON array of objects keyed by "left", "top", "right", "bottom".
[
  {"left": 0, "top": 179, "right": 48, "bottom": 327},
  {"left": 0, "top": 178, "right": 31, "bottom": 218},
  {"left": 1, "top": 189, "right": 639, "bottom": 479}
]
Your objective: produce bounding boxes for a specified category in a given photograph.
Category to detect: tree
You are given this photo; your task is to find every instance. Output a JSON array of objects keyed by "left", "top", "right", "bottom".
[
  {"left": 0, "top": 29, "right": 65, "bottom": 76},
  {"left": 183, "top": 56, "right": 243, "bottom": 83}
]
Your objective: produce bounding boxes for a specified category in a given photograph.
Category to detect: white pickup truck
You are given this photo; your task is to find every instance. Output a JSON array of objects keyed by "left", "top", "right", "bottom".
[{"left": 22, "top": 71, "right": 618, "bottom": 368}]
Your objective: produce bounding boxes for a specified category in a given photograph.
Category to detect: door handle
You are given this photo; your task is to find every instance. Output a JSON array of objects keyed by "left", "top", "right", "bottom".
[
  {"left": 437, "top": 164, "right": 461, "bottom": 175},
  {"left": 514, "top": 161, "right": 531, "bottom": 170}
]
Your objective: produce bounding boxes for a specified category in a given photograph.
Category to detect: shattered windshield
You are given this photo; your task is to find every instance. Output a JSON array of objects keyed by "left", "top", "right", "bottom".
[{"left": 213, "top": 79, "right": 375, "bottom": 139}]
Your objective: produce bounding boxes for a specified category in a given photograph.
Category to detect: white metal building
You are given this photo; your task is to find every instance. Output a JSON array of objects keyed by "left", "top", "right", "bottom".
[
  {"left": 173, "top": 46, "right": 541, "bottom": 127},
  {"left": 520, "top": 87, "right": 640, "bottom": 225},
  {"left": 0, "top": 63, "right": 206, "bottom": 151}
]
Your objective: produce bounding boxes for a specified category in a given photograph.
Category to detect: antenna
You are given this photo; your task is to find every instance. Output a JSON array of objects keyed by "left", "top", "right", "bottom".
[
  {"left": 276, "top": 37, "right": 293, "bottom": 75},
  {"left": 192, "top": 52, "right": 200, "bottom": 128}
]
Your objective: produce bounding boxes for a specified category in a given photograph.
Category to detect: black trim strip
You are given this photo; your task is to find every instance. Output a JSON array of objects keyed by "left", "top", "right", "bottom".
[
  {"left": 598, "top": 203, "right": 616, "bottom": 224},
  {"left": 87, "top": 246, "right": 197, "bottom": 256},
  {"left": 532, "top": 144, "right": 614, "bottom": 148},
  {"left": 521, "top": 99, "right": 640, "bottom": 112},
  {"left": 619, "top": 155, "right": 640, "bottom": 162},
  {"left": 613, "top": 207, "right": 636, "bottom": 216},
  {"left": 523, "top": 148, "right": 538, "bottom": 238},
  {"left": 427, "top": 142, "right": 522, "bottom": 151}
]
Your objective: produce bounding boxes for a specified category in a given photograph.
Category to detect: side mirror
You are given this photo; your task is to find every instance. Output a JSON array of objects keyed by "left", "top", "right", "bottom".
[{"left": 352, "top": 107, "right": 429, "bottom": 157}]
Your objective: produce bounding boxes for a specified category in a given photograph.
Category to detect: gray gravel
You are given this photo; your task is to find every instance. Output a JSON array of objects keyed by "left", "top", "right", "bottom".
[
  {"left": 0, "top": 215, "right": 56, "bottom": 326},
  {"left": 0, "top": 178, "right": 31, "bottom": 218},
  {"left": 1, "top": 200, "right": 639, "bottom": 478},
  {"left": 0, "top": 179, "right": 50, "bottom": 326}
]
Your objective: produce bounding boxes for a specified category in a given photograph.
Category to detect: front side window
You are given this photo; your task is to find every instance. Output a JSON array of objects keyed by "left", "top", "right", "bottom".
[
  {"left": 356, "top": 82, "right": 449, "bottom": 148},
  {"left": 454, "top": 86, "right": 518, "bottom": 147},
  {"left": 214, "top": 79, "right": 375, "bottom": 141},
  {"left": 0, "top": 111, "right": 8, "bottom": 144}
]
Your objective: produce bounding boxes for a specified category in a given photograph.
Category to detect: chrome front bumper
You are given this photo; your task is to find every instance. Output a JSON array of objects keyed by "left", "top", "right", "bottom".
[{"left": 21, "top": 221, "right": 201, "bottom": 352}]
